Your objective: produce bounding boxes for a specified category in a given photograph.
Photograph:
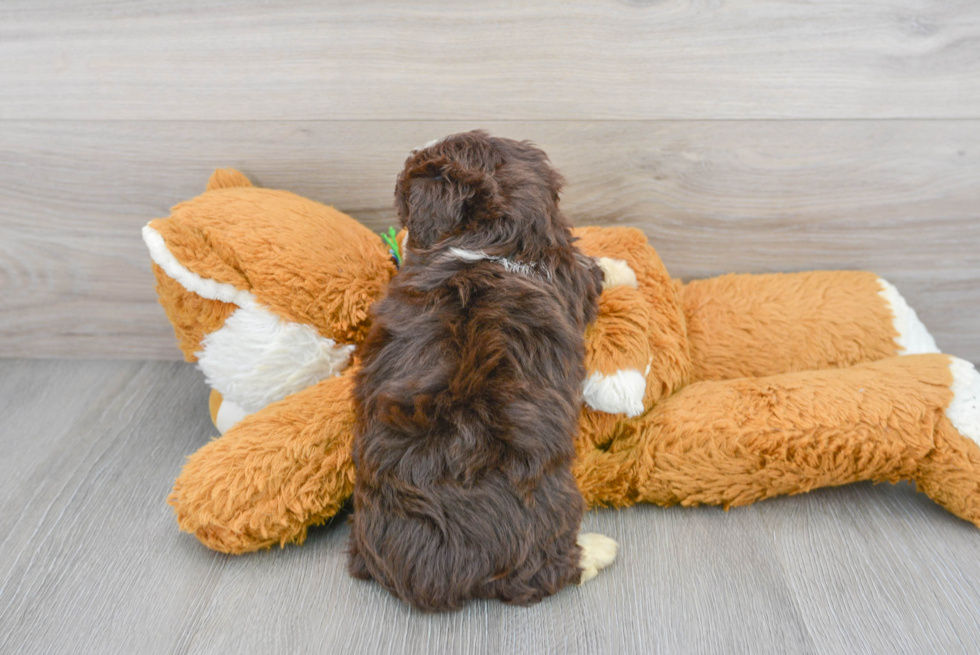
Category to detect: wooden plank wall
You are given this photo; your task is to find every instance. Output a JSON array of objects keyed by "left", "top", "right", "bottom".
[{"left": 1, "top": 1, "right": 978, "bottom": 360}]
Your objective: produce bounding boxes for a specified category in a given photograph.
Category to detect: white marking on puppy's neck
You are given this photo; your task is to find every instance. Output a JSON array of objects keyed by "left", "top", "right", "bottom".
[{"left": 448, "top": 247, "right": 542, "bottom": 278}]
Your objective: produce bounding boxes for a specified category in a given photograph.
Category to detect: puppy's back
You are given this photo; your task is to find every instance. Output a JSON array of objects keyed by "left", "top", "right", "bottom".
[{"left": 351, "top": 258, "right": 589, "bottom": 611}]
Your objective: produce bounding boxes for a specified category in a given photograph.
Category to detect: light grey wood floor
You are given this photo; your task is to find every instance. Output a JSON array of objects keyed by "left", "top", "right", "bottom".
[{"left": 3, "top": 359, "right": 980, "bottom": 655}]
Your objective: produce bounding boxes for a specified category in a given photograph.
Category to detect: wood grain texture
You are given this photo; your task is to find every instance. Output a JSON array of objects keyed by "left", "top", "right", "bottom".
[
  {"left": 0, "top": 359, "right": 223, "bottom": 654},
  {"left": 2, "top": 1, "right": 980, "bottom": 120},
  {"left": 1, "top": 120, "right": 977, "bottom": 360},
  {"left": 759, "top": 487, "right": 980, "bottom": 653},
  {"left": 3, "top": 359, "right": 980, "bottom": 654}
]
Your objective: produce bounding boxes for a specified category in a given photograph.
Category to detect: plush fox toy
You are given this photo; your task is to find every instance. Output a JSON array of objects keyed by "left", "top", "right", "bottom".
[{"left": 143, "top": 169, "right": 980, "bottom": 555}]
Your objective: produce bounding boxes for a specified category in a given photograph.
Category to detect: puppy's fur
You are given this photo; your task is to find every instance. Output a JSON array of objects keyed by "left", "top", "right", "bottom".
[{"left": 348, "top": 131, "right": 607, "bottom": 612}]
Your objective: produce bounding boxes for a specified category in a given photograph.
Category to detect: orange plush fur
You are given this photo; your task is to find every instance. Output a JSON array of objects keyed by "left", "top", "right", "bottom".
[{"left": 146, "top": 170, "right": 980, "bottom": 554}]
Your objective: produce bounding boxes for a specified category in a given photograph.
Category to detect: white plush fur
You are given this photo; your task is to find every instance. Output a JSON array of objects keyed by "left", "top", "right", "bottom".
[
  {"left": 582, "top": 369, "right": 646, "bottom": 417},
  {"left": 144, "top": 223, "right": 355, "bottom": 414},
  {"left": 877, "top": 277, "right": 939, "bottom": 355},
  {"left": 948, "top": 357, "right": 980, "bottom": 446},
  {"left": 577, "top": 532, "right": 618, "bottom": 584},
  {"left": 142, "top": 225, "right": 256, "bottom": 307},
  {"left": 597, "top": 257, "right": 637, "bottom": 289},
  {"left": 215, "top": 397, "right": 250, "bottom": 435},
  {"left": 196, "top": 298, "right": 355, "bottom": 413}
]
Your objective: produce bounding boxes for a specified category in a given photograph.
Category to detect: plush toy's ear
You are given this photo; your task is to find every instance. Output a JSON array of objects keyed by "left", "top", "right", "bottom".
[
  {"left": 206, "top": 168, "right": 253, "bottom": 191},
  {"left": 394, "top": 155, "right": 503, "bottom": 250}
]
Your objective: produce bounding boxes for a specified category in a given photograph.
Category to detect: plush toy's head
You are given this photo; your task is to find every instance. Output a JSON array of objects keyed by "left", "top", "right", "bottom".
[
  {"left": 143, "top": 169, "right": 397, "bottom": 417},
  {"left": 146, "top": 168, "right": 692, "bottom": 437}
]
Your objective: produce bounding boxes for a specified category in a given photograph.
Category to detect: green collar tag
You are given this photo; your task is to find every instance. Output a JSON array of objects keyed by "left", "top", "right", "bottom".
[{"left": 380, "top": 227, "right": 402, "bottom": 268}]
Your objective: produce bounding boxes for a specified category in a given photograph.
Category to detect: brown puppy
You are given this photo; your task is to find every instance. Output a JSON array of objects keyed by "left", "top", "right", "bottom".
[{"left": 348, "top": 131, "right": 617, "bottom": 612}]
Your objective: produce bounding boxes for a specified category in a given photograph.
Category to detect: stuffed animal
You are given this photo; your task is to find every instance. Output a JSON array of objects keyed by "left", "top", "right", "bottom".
[{"left": 144, "top": 169, "right": 980, "bottom": 555}]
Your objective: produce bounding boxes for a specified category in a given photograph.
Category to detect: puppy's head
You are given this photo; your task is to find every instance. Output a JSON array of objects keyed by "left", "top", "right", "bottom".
[{"left": 394, "top": 130, "right": 569, "bottom": 256}]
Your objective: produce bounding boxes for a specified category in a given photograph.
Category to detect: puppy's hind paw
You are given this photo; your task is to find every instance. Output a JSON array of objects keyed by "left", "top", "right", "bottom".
[{"left": 577, "top": 532, "right": 618, "bottom": 584}]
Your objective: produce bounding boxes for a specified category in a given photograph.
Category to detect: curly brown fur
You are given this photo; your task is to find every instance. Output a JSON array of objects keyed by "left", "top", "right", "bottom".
[{"left": 348, "top": 131, "right": 604, "bottom": 612}]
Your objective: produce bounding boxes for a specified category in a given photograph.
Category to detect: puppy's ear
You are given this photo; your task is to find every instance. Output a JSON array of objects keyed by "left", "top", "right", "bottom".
[{"left": 394, "top": 156, "right": 503, "bottom": 250}]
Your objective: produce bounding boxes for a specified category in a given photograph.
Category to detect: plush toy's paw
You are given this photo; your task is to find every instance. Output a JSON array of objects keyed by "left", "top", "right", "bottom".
[
  {"left": 582, "top": 369, "right": 647, "bottom": 417},
  {"left": 596, "top": 257, "right": 638, "bottom": 290},
  {"left": 948, "top": 357, "right": 980, "bottom": 445},
  {"left": 876, "top": 277, "right": 939, "bottom": 355},
  {"left": 909, "top": 356, "right": 980, "bottom": 529},
  {"left": 577, "top": 532, "right": 618, "bottom": 584},
  {"left": 171, "top": 374, "right": 357, "bottom": 554}
]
